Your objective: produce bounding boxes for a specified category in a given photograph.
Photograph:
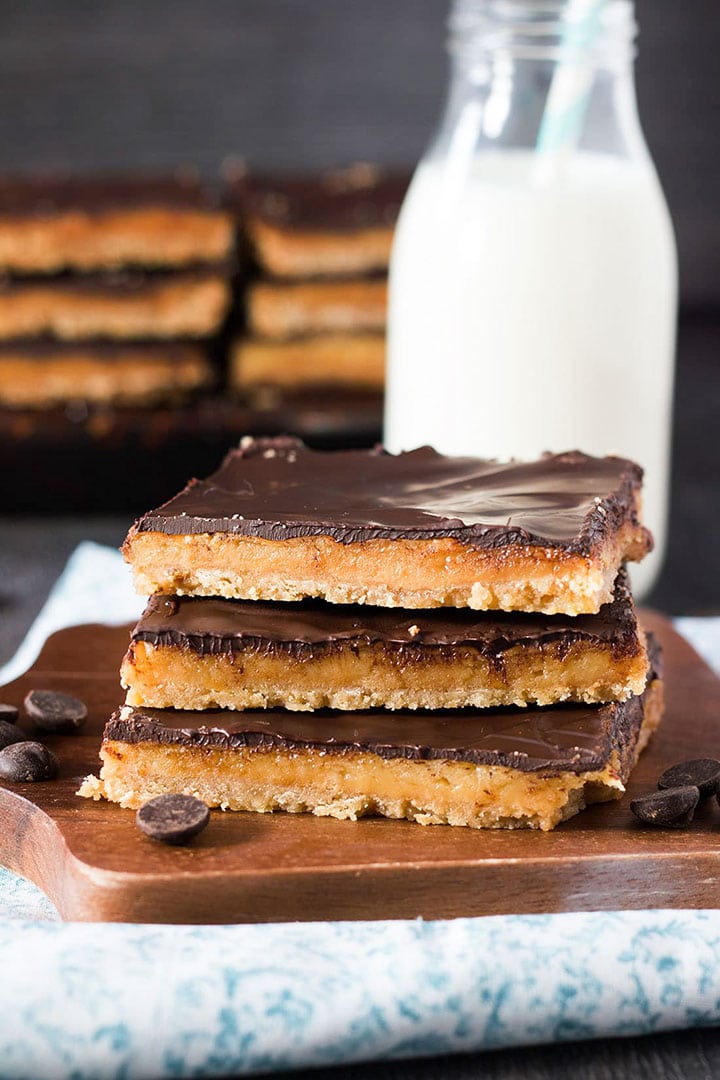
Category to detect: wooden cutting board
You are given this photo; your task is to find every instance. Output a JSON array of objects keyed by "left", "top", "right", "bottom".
[{"left": 0, "top": 612, "right": 718, "bottom": 924}]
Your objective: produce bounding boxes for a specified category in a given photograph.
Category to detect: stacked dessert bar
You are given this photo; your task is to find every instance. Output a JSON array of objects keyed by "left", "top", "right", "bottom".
[
  {"left": 0, "top": 174, "right": 234, "bottom": 408},
  {"left": 81, "top": 438, "right": 663, "bottom": 831},
  {"left": 226, "top": 164, "right": 407, "bottom": 400}
]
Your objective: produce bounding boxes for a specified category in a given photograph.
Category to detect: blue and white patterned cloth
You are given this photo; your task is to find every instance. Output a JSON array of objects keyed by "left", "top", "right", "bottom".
[
  {"left": 2, "top": 911, "right": 720, "bottom": 1079},
  {"left": 1, "top": 544, "right": 719, "bottom": 1079}
]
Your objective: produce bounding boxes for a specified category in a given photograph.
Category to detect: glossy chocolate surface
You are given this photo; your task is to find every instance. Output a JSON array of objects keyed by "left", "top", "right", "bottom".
[
  {"left": 229, "top": 166, "right": 408, "bottom": 232},
  {"left": 132, "top": 569, "right": 641, "bottom": 660},
  {"left": 0, "top": 172, "right": 218, "bottom": 218},
  {"left": 133, "top": 436, "right": 649, "bottom": 553}
]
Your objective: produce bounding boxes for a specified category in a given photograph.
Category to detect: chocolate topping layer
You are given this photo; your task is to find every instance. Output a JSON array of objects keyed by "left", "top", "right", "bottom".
[
  {"left": 228, "top": 165, "right": 408, "bottom": 232},
  {"left": 0, "top": 172, "right": 218, "bottom": 219},
  {"left": 132, "top": 436, "right": 650, "bottom": 554},
  {"left": 0, "top": 340, "right": 208, "bottom": 362},
  {"left": 133, "top": 569, "right": 641, "bottom": 661},
  {"left": 0, "top": 264, "right": 232, "bottom": 294}
]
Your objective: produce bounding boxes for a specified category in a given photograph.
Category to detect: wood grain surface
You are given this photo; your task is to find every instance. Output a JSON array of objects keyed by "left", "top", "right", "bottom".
[{"left": 0, "top": 611, "right": 718, "bottom": 924}]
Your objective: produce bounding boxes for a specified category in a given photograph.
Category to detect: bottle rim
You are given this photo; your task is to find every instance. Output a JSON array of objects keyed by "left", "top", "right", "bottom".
[{"left": 448, "top": 0, "right": 637, "bottom": 65}]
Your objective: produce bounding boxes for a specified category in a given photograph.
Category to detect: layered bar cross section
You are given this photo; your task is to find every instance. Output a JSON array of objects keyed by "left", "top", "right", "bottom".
[
  {"left": 121, "top": 570, "right": 648, "bottom": 711},
  {"left": 0, "top": 173, "right": 233, "bottom": 273},
  {"left": 124, "top": 437, "right": 653, "bottom": 615},
  {"left": 229, "top": 164, "right": 408, "bottom": 278}
]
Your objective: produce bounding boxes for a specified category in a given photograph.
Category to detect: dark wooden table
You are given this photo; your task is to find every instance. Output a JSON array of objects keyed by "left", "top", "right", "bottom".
[
  {"left": 258, "top": 1028, "right": 720, "bottom": 1080},
  {"left": 0, "top": 312, "right": 717, "bottom": 1077}
]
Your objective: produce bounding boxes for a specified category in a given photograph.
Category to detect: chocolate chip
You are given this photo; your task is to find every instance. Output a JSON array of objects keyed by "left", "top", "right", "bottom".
[
  {"left": 657, "top": 758, "right": 720, "bottom": 801},
  {"left": 136, "top": 794, "right": 210, "bottom": 845},
  {"left": 0, "top": 741, "right": 59, "bottom": 782},
  {"left": 630, "top": 786, "right": 700, "bottom": 827},
  {"left": 24, "top": 689, "right": 87, "bottom": 733},
  {"left": 0, "top": 720, "right": 29, "bottom": 750},
  {"left": 0, "top": 704, "right": 18, "bottom": 724}
]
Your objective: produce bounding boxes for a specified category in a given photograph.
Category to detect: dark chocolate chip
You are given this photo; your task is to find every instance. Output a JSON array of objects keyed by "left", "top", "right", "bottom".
[
  {"left": 136, "top": 794, "right": 210, "bottom": 845},
  {"left": 24, "top": 689, "right": 87, "bottom": 733},
  {"left": 0, "top": 704, "right": 18, "bottom": 724},
  {"left": 0, "top": 720, "right": 29, "bottom": 750},
  {"left": 630, "top": 786, "right": 700, "bottom": 827},
  {"left": 657, "top": 758, "right": 720, "bottom": 801},
  {"left": 0, "top": 741, "right": 58, "bottom": 782}
]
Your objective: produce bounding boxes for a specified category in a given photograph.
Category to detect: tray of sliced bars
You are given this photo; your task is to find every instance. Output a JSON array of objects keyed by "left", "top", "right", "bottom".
[{"left": 0, "top": 165, "right": 411, "bottom": 509}]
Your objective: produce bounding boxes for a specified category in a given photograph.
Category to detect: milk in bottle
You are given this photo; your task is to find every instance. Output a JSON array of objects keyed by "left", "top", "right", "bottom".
[{"left": 385, "top": 0, "right": 677, "bottom": 597}]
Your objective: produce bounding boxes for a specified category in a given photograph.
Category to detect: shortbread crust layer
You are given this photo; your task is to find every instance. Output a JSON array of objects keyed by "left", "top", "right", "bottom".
[
  {"left": 230, "top": 334, "right": 385, "bottom": 391},
  {"left": 81, "top": 657, "right": 664, "bottom": 832},
  {"left": 121, "top": 576, "right": 648, "bottom": 711}
]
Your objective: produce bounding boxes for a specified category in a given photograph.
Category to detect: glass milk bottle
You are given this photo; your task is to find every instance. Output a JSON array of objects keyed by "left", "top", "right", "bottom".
[{"left": 385, "top": 0, "right": 677, "bottom": 597}]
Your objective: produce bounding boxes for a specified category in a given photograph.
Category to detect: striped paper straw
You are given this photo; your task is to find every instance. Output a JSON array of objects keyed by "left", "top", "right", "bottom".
[{"left": 535, "top": 0, "right": 608, "bottom": 175}]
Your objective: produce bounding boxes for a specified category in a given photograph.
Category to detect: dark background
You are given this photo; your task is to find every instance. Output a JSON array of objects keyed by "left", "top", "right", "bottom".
[
  {"left": 0, "top": 0, "right": 717, "bottom": 307},
  {"left": 0, "top": 7, "right": 717, "bottom": 1078}
]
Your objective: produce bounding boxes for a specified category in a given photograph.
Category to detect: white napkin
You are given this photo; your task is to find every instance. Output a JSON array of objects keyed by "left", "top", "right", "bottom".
[
  {"left": 675, "top": 616, "right": 720, "bottom": 675},
  {"left": 1, "top": 544, "right": 720, "bottom": 1079}
]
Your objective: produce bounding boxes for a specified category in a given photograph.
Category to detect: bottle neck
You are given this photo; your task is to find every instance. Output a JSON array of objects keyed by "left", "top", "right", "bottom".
[
  {"left": 449, "top": 0, "right": 636, "bottom": 72},
  {"left": 432, "top": 0, "right": 647, "bottom": 166}
]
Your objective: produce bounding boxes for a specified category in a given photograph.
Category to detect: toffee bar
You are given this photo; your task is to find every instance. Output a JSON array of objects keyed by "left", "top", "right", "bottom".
[
  {"left": 230, "top": 334, "right": 385, "bottom": 392},
  {"left": 0, "top": 341, "right": 214, "bottom": 408},
  {"left": 81, "top": 638, "right": 664, "bottom": 832},
  {"left": 246, "top": 279, "right": 388, "bottom": 340},
  {"left": 229, "top": 163, "right": 407, "bottom": 278},
  {"left": 121, "top": 570, "right": 648, "bottom": 711},
  {"left": 0, "top": 268, "right": 231, "bottom": 341},
  {"left": 0, "top": 174, "right": 233, "bottom": 273},
  {"left": 123, "top": 437, "right": 653, "bottom": 615}
]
